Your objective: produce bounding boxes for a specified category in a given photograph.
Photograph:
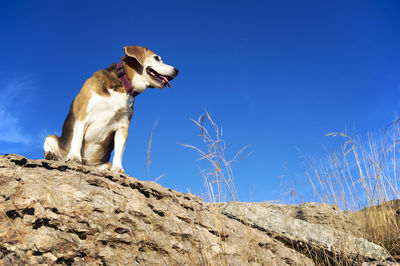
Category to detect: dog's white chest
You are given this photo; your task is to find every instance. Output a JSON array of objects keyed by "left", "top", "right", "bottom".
[{"left": 84, "top": 90, "right": 132, "bottom": 141}]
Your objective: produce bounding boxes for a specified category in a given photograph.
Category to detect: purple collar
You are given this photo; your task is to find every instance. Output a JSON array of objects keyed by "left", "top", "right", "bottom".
[{"left": 116, "top": 62, "right": 141, "bottom": 97}]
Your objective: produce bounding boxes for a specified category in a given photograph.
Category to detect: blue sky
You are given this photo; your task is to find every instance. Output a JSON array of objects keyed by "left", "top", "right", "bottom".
[{"left": 1, "top": 1, "right": 399, "bottom": 202}]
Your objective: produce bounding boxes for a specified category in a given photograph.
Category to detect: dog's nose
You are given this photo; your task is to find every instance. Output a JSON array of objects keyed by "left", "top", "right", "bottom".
[{"left": 174, "top": 67, "right": 179, "bottom": 76}]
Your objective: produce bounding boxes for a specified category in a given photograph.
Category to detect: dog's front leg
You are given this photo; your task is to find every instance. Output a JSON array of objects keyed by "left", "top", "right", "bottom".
[
  {"left": 111, "top": 122, "right": 129, "bottom": 173},
  {"left": 66, "top": 120, "right": 85, "bottom": 163}
]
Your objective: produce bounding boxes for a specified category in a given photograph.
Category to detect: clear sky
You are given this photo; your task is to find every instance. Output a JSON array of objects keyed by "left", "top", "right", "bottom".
[{"left": 1, "top": 1, "right": 399, "bottom": 203}]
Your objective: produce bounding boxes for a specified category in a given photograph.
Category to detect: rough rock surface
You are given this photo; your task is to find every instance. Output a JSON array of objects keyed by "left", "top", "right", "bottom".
[
  {"left": 0, "top": 154, "right": 313, "bottom": 265},
  {"left": 290, "top": 202, "right": 362, "bottom": 237},
  {"left": 221, "top": 202, "right": 390, "bottom": 264}
]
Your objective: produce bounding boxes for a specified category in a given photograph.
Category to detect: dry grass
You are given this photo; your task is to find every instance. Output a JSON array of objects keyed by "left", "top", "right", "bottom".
[
  {"left": 181, "top": 112, "right": 257, "bottom": 265},
  {"left": 306, "top": 117, "right": 400, "bottom": 259},
  {"left": 180, "top": 111, "right": 250, "bottom": 203},
  {"left": 181, "top": 112, "right": 400, "bottom": 263}
]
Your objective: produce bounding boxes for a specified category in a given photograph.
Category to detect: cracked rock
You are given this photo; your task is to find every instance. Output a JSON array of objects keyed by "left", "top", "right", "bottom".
[{"left": 0, "top": 154, "right": 313, "bottom": 265}]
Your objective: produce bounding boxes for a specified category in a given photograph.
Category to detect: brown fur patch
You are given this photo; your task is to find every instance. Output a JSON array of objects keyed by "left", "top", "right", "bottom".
[{"left": 124, "top": 46, "right": 149, "bottom": 65}]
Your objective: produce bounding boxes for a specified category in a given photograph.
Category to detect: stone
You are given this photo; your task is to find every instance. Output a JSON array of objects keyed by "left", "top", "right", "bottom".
[
  {"left": 0, "top": 154, "right": 313, "bottom": 265},
  {"left": 221, "top": 201, "right": 390, "bottom": 264}
]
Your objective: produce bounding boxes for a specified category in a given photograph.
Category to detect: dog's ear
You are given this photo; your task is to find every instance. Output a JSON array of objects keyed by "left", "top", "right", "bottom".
[{"left": 124, "top": 46, "right": 147, "bottom": 66}]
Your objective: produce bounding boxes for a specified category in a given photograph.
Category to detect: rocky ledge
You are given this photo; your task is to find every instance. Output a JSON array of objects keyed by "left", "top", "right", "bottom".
[{"left": 0, "top": 154, "right": 394, "bottom": 265}]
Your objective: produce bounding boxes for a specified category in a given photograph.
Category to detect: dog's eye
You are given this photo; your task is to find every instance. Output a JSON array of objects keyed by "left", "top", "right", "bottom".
[{"left": 154, "top": 56, "right": 161, "bottom": 62}]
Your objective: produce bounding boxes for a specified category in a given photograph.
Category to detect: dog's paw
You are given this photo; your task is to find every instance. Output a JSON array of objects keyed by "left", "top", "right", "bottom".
[
  {"left": 111, "top": 165, "right": 124, "bottom": 173},
  {"left": 97, "top": 162, "right": 112, "bottom": 171},
  {"left": 44, "top": 152, "right": 59, "bottom": 161},
  {"left": 66, "top": 152, "right": 82, "bottom": 163}
]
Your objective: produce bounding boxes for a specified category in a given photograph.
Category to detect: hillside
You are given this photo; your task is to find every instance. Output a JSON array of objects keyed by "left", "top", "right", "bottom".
[{"left": 0, "top": 154, "right": 393, "bottom": 265}]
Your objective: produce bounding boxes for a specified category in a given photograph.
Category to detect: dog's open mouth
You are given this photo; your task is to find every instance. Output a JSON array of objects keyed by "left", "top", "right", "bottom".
[{"left": 146, "top": 67, "right": 173, "bottom": 88}]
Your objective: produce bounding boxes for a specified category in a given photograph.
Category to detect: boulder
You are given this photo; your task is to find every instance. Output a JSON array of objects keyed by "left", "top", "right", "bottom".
[
  {"left": 0, "top": 154, "right": 313, "bottom": 265},
  {"left": 221, "top": 201, "right": 390, "bottom": 264}
]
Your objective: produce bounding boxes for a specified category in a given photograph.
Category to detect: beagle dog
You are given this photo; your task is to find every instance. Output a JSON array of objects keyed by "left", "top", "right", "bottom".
[{"left": 43, "top": 46, "right": 178, "bottom": 172}]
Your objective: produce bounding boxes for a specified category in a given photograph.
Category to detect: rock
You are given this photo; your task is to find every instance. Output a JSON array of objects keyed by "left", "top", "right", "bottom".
[
  {"left": 221, "top": 202, "right": 390, "bottom": 264},
  {"left": 0, "top": 154, "right": 313, "bottom": 265},
  {"left": 293, "top": 202, "right": 362, "bottom": 237},
  {"left": 362, "top": 262, "right": 400, "bottom": 266}
]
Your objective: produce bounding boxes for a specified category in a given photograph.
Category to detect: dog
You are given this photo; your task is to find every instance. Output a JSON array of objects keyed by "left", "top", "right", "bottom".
[{"left": 43, "top": 46, "right": 179, "bottom": 172}]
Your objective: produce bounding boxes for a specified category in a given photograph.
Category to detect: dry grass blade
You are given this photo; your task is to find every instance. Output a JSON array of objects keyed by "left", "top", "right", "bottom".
[
  {"left": 180, "top": 111, "right": 251, "bottom": 203},
  {"left": 146, "top": 120, "right": 158, "bottom": 169}
]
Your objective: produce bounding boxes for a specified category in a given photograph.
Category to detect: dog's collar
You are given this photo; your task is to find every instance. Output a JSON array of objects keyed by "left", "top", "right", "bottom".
[{"left": 116, "top": 62, "right": 141, "bottom": 97}]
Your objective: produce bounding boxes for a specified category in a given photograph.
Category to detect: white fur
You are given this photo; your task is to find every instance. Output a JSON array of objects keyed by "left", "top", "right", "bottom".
[
  {"left": 142, "top": 56, "right": 177, "bottom": 89},
  {"left": 131, "top": 73, "right": 149, "bottom": 92},
  {"left": 150, "top": 56, "right": 176, "bottom": 75},
  {"left": 43, "top": 135, "right": 62, "bottom": 158},
  {"left": 111, "top": 122, "right": 129, "bottom": 172},
  {"left": 83, "top": 90, "right": 132, "bottom": 169},
  {"left": 66, "top": 120, "right": 85, "bottom": 163}
]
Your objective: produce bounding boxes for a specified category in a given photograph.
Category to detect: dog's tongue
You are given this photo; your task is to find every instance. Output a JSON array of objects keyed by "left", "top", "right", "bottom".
[{"left": 160, "top": 76, "right": 172, "bottom": 88}]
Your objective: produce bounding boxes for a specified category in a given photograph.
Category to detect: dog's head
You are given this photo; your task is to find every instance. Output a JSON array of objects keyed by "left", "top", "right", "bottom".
[{"left": 123, "top": 46, "right": 179, "bottom": 92}]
